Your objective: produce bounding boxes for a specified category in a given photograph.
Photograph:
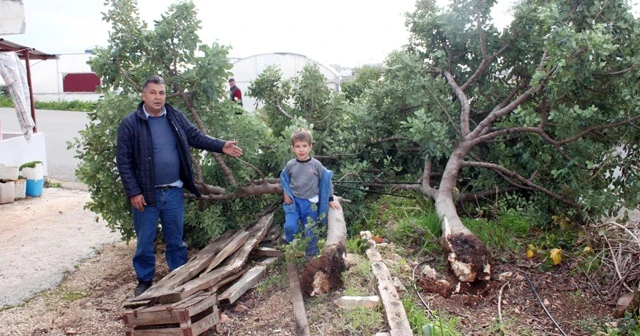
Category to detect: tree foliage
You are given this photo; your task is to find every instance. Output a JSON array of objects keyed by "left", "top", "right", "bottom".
[{"left": 72, "top": 0, "right": 283, "bottom": 247}]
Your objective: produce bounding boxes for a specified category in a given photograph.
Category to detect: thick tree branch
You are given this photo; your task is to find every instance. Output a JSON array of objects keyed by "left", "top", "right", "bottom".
[
  {"left": 443, "top": 71, "right": 471, "bottom": 136},
  {"left": 462, "top": 161, "right": 579, "bottom": 208},
  {"left": 469, "top": 52, "right": 549, "bottom": 139},
  {"left": 190, "top": 179, "right": 282, "bottom": 200}
]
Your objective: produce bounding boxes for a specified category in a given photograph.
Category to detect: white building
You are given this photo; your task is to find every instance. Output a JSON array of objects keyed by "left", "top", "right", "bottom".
[{"left": 229, "top": 52, "right": 341, "bottom": 112}]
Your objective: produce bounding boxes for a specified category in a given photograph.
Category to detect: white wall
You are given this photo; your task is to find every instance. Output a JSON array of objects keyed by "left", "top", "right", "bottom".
[
  {"left": 230, "top": 52, "right": 341, "bottom": 112},
  {"left": 0, "top": 0, "right": 25, "bottom": 35},
  {"left": 0, "top": 132, "right": 48, "bottom": 176},
  {"left": 0, "top": 53, "right": 100, "bottom": 102}
]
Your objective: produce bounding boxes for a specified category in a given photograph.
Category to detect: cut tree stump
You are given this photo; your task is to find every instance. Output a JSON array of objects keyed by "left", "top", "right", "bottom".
[
  {"left": 300, "top": 201, "right": 347, "bottom": 296},
  {"left": 361, "top": 231, "right": 412, "bottom": 336},
  {"left": 122, "top": 291, "right": 219, "bottom": 336}
]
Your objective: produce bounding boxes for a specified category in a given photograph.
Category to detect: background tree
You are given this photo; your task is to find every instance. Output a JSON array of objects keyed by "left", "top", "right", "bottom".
[
  {"left": 72, "top": 0, "right": 284, "bottom": 247},
  {"left": 354, "top": 0, "right": 640, "bottom": 281}
]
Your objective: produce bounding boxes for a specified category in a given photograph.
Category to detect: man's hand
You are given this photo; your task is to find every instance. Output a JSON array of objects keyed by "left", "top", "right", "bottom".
[
  {"left": 131, "top": 194, "right": 146, "bottom": 212},
  {"left": 283, "top": 193, "right": 293, "bottom": 205},
  {"left": 222, "top": 141, "right": 243, "bottom": 157},
  {"left": 329, "top": 200, "right": 341, "bottom": 210}
]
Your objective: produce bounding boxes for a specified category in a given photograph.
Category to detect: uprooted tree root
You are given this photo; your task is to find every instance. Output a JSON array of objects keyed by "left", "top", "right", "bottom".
[
  {"left": 300, "top": 246, "right": 347, "bottom": 296},
  {"left": 443, "top": 233, "right": 492, "bottom": 282}
]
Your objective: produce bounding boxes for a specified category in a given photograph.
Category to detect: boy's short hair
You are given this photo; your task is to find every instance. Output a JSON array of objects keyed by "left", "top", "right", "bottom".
[{"left": 291, "top": 128, "right": 313, "bottom": 145}]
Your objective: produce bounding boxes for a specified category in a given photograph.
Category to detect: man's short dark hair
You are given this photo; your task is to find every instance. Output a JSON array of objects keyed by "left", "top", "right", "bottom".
[
  {"left": 228, "top": 78, "right": 235, "bottom": 83},
  {"left": 142, "top": 75, "right": 165, "bottom": 92}
]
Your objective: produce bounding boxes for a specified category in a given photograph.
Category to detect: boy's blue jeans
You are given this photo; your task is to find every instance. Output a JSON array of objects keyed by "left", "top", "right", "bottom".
[
  {"left": 284, "top": 197, "right": 319, "bottom": 257},
  {"left": 132, "top": 187, "right": 187, "bottom": 283}
]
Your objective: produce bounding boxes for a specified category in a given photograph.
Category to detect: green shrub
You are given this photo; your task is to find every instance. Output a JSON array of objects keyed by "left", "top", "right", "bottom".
[{"left": 0, "top": 96, "right": 97, "bottom": 112}]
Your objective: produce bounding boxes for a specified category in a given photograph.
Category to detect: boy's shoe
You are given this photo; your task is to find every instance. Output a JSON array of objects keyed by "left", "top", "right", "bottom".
[{"left": 134, "top": 281, "right": 152, "bottom": 296}]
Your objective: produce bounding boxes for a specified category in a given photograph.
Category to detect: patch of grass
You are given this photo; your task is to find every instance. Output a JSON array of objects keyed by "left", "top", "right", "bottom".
[
  {"left": 46, "top": 181, "right": 62, "bottom": 188},
  {"left": 256, "top": 268, "right": 288, "bottom": 293},
  {"left": 343, "top": 256, "right": 377, "bottom": 297},
  {"left": 337, "top": 306, "right": 386, "bottom": 334},
  {"left": 390, "top": 212, "right": 442, "bottom": 256},
  {"left": 43, "top": 286, "right": 90, "bottom": 305},
  {"left": 461, "top": 218, "right": 522, "bottom": 254}
]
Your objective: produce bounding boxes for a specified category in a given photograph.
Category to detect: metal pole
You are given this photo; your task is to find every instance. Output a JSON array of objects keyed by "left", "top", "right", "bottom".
[{"left": 23, "top": 50, "right": 37, "bottom": 133}]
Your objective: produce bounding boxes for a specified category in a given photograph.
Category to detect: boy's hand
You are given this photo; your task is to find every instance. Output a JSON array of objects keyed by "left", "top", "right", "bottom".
[
  {"left": 329, "top": 200, "right": 341, "bottom": 210},
  {"left": 284, "top": 193, "right": 293, "bottom": 205}
]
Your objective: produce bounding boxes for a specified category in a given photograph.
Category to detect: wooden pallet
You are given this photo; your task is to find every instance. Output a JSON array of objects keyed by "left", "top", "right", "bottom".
[{"left": 123, "top": 292, "right": 219, "bottom": 336}]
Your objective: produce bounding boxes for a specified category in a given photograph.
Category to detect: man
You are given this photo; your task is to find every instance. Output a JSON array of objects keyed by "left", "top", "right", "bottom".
[
  {"left": 116, "top": 75, "right": 243, "bottom": 296},
  {"left": 228, "top": 78, "right": 243, "bottom": 106}
]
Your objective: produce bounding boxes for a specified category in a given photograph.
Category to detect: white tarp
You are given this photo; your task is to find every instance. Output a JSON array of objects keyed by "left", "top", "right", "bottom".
[{"left": 0, "top": 51, "right": 34, "bottom": 142}]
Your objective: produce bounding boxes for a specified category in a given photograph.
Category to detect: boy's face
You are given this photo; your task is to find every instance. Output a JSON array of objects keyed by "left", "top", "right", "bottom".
[{"left": 291, "top": 140, "right": 312, "bottom": 161}]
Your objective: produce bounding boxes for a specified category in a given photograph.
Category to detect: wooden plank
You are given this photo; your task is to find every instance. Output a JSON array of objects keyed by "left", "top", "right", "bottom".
[
  {"left": 149, "top": 212, "right": 274, "bottom": 303},
  {"left": 251, "top": 247, "right": 284, "bottom": 257},
  {"left": 361, "top": 231, "right": 412, "bottom": 336},
  {"left": 129, "top": 229, "right": 241, "bottom": 302},
  {"left": 288, "top": 262, "right": 310, "bottom": 336},
  {"left": 122, "top": 292, "right": 216, "bottom": 327},
  {"left": 218, "top": 265, "right": 267, "bottom": 304},
  {"left": 202, "top": 230, "right": 251, "bottom": 273}
]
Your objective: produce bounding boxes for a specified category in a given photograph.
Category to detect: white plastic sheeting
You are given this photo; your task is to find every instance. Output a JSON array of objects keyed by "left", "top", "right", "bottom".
[{"left": 0, "top": 51, "right": 34, "bottom": 142}]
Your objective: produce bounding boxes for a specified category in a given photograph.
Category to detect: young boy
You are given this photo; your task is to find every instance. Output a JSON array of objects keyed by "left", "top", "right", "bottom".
[{"left": 280, "top": 128, "right": 341, "bottom": 257}]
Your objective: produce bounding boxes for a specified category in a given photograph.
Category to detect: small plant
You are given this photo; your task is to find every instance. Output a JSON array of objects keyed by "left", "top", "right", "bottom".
[{"left": 19, "top": 161, "right": 43, "bottom": 170}]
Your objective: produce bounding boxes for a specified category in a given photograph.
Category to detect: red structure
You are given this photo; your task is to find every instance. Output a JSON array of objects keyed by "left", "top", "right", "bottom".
[
  {"left": 63, "top": 73, "right": 100, "bottom": 93},
  {"left": 0, "top": 38, "right": 57, "bottom": 133}
]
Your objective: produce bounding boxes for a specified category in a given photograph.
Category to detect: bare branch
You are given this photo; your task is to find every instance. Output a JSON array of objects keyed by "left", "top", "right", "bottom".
[
  {"left": 462, "top": 160, "right": 580, "bottom": 208},
  {"left": 443, "top": 70, "right": 471, "bottom": 136},
  {"left": 119, "top": 68, "right": 142, "bottom": 92},
  {"left": 469, "top": 52, "right": 549, "bottom": 139},
  {"left": 275, "top": 101, "right": 294, "bottom": 119}
]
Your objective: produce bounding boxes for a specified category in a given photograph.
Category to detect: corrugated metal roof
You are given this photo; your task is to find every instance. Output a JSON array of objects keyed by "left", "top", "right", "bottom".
[{"left": 0, "top": 38, "right": 58, "bottom": 60}]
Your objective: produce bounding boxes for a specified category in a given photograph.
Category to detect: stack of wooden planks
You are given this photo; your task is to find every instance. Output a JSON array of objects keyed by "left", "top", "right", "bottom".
[{"left": 122, "top": 211, "right": 283, "bottom": 336}]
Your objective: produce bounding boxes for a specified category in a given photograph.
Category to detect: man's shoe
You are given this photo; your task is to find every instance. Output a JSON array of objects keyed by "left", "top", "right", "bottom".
[{"left": 134, "top": 281, "right": 152, "bottom": 297}]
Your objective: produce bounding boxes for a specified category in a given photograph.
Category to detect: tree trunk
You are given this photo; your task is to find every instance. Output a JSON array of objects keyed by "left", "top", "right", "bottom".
[{"left": 436, "top": 144, "right": 491, "bottom": 282}]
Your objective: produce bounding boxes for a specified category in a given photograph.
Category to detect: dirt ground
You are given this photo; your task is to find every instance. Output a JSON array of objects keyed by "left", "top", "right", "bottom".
[
  {"left": 0, "top": 187, "right": 119, "bottom": 308},
  {"left": 0, "top": 187, "right": 628, "bottom": 336}
]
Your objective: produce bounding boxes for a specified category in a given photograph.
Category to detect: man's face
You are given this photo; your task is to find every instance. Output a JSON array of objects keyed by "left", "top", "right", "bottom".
[
  {"left": 142, "top": 82, "right": 166, "bottom": 115},
  {"left": 291, "top": 140, "right": 312, "bottom": 161},
  {"left": 229, "top": 80, "right": 236, "bottom": 88}
]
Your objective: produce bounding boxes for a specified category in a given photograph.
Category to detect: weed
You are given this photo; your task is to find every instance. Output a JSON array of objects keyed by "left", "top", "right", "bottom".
[
  {"left": 578, "top": 312, "right": 640, "bottom": 335},
  {"left": 256, "top": 269, "right": 288, "bottom": 293},
  {"left": 404, "top": 297, "right": 461, "bottom": 335}
]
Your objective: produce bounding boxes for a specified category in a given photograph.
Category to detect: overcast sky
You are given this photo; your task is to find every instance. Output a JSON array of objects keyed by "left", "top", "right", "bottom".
[{"left": 8, "top": 0, "right": 518, "bottom": 66}]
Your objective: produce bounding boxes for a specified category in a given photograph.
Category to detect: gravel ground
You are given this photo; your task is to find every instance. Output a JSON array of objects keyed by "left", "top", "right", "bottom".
[{"left": 0, "top": 187, "right": 120, "bottom": 308}]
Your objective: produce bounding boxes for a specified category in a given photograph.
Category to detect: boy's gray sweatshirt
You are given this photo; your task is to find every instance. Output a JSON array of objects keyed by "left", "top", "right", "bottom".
[{"left": 284, "top": 157, "right": 333, "bottom": 200}]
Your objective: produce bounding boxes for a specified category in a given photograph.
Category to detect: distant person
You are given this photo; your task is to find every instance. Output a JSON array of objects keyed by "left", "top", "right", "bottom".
[
  {"left": 280, "top": 128, "right": 341, "bottom": 258},
  {"left": 116, "top": 75, "right": 243, "bottom": 297},
  {"left": 228, "top": 78, "right": 243, "bottom": 106}
]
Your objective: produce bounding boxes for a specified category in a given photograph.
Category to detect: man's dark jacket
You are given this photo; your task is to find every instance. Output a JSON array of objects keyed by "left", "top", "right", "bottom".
[{"left": 116, "top": 102, "right": 226, "bottom": 206}]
